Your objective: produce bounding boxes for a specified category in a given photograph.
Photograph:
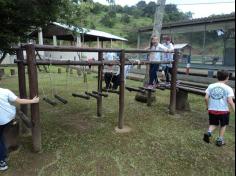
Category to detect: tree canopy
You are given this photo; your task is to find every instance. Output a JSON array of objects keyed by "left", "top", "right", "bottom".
[
  {"left": 0, "top": 0, "right": 93, "bottom": 62},
  {"left": 0, "top": 0, "right": 193, "bottom": 62}
]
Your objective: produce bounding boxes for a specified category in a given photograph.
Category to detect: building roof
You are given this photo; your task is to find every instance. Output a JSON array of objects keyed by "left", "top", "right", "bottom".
[
  {"left": 138, "top": 13, "right": 235, "bottom": 33},
  {"left": 174, "top": 43, "right": 191, "bottom": 50},
  {"left": 30, "top": 22, "right": 128, "bottom": 42}
]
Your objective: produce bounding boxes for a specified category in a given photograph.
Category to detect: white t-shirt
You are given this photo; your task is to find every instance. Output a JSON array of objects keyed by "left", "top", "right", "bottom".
[
  {"left": 116, "top": 65, "right": 131, "bottom": 79},
  {"left": 162, "top": 43, "right": 174, "bottom": 67},
  {"left": 0, "top": 88, "right": 17, "bottom": 125},
  {"left": 149, "top": 44, "right": 168, "bottom": 61},
  {"left": 205, "top": 82, "right": 235, "bottom": 111},
  {"left": 105, "top": 52, "right": 117, "bottom": 61}
]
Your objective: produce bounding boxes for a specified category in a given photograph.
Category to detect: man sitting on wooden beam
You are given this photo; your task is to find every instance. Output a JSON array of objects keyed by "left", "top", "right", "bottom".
[{"left": 103, "top": 52, "right": 131, "bottom": 90}]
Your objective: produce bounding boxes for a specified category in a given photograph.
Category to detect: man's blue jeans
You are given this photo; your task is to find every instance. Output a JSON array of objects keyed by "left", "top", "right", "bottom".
[{"left": 0, "top": 124, "right": 7, "bottom": 161}]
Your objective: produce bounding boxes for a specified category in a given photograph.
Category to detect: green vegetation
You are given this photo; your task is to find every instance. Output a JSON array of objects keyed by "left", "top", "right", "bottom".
[
  {"left": 0, "top": 67, "right": 235, "bottom": 176},
  {"left": 0, "top": 0, "right": 192, "bottom": 59},
  {"left": 0, "top": 0, "right": 93, "bottom": 62},
  {"left": 87, "top": 2, "right": 192, "bottom": 46}
]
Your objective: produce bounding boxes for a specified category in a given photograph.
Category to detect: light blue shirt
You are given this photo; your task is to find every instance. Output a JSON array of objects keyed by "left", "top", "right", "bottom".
[
  {"left": 149, "top": 44, "right": 168, "bottom": 62},
  {"left": 162, "top": 43, "right": 174, "bottom": 67},
  {"left": 205, "top": 83, "right": 234, "bottom": 111},
  {"left": 0, "top": 88, "right": 17, "bottom": 125}
]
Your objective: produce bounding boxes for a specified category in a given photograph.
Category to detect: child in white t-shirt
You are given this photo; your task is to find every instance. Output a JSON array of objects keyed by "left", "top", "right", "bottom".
[
  {"left": 147, "top": 35, "right": 169, "bottom": 88},
  {"left": 0, "top": 87, "right": 39, "bottom": 171},
  {"left": 203, "top": 70, "right": 235, "bottom": 146},
  {"left": 161, "top": 36, "right": 174, "bottom": 84}
]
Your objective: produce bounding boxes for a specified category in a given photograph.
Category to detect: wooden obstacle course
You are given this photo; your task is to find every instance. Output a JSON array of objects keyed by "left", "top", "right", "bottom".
[{"left": 14, "top": 44, "right": 179, "bottom": 152}]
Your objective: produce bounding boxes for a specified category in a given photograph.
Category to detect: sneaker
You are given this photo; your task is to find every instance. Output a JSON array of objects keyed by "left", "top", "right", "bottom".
[
  {"left": 203, "top": 132, "right": 212, "bottom": 143},
  {"left": 147, "top": 85, "right": 154, "bottom": 89},
  {"left": 216, "top": 137, "right": 226, "bottom": 147},
  {"left": 0, "top": 161, "right": 8, "bottom": 171}
]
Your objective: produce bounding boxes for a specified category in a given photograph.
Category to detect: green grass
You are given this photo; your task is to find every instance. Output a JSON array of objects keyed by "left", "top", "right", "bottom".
[{"left": 0, "top": 66, "right": 235, "bottom": 176}]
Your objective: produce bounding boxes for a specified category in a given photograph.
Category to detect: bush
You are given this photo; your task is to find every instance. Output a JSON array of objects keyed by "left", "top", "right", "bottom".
[{"left": 121, "top": 14, "right": 130, "bottom": 24}]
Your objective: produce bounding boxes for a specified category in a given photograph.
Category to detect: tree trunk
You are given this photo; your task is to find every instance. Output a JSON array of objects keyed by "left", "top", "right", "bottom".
[
  {"left": 153, "top": 0, "right": 166, "bottom": 39},
  {"left": 143, "top": 0, "right": 166, "bottom": 86}
]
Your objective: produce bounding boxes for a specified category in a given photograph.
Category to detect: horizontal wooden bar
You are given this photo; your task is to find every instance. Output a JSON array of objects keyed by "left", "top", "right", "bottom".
[
  {"left": 179, "top": 82, "right": 207, "bottom": 89},
  {"left": 43, "top": 97, "right": 58, "bottom": 106},
  {"left": 54, "top": 94, "right": 68, "bottom": 104},
  {"left": 92, "top": 91, "right": 109, "bottom": 98},
  {"left": 13, "top": 44, "right": 177, "bottom": 54},
  {"left": 125, "top": 49, "right": 175, "bottom": 54},
  {"left": 19, "top": 44, "right": 123, "bottom": 53},
  {"left": 14, "top": 59, "right": 173, "bottom": 66},
  {"left": 138, "top": 87, "right": 156, "bottom": 92},
  {"left": 125, "top": 86, "right": 145, "bottom": 93},
  {"left": 102, "top": 88, "right": 120, "bottom": 94},
  {"left": 72, "top": 93, "right": 91, "bottom": 100},
  {"left": 18, "top": 110, "right": 32, "bottom": 128},
  {"left": 85, "top": 92, "right": 100, "bottom": 99},
  {"left": 177, "top": 85, "right": 205, "bottom": 96}
]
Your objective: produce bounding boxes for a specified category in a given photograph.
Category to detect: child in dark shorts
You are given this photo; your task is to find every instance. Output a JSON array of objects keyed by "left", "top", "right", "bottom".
[{"left": 203, "top": 70, "right": 235, "bottom": 146}]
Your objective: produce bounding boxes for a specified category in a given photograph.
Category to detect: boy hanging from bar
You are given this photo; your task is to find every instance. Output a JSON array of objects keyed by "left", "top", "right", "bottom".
[{"left": 0, "top": 86, "right": 39, "bottom": 171}]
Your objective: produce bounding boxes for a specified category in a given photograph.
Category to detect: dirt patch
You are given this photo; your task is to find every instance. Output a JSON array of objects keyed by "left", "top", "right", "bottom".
[
  {"left": 5, "top": 150, "right": 60, "bottom": 176},
  {"left": 60, "top": 113, "right": 98, "bottom": 133}
]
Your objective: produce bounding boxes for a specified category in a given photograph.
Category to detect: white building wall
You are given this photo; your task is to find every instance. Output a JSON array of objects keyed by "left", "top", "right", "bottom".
[
  {"left": 44, "top": 51, "right": 98, "bottom": 61},
  {"left": 1, "top": 54, "right": 16, "bottom": 64}
]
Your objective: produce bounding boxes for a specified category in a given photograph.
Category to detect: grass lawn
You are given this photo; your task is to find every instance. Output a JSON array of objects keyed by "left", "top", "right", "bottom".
[{"left": 0, "top": 66, "right": 235, "bottom": 176}]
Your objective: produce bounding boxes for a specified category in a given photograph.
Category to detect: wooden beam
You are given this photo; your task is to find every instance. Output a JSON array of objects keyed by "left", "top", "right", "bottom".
[{"left": 25, "top": 44, "right": 41, "bottom": 152}]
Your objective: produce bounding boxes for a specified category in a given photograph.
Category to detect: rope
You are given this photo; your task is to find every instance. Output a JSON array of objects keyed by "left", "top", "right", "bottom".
[{"left": 48, "top": 60, "right": 54, "bottom": 97}]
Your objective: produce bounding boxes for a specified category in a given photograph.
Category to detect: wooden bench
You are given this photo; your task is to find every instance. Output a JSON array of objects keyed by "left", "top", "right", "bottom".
[
  {"left": 176, "top": 85, "right": 205, "bottom": 111},
  {"left": 176, "top": 83, "right": 235, "bottom": 111}
]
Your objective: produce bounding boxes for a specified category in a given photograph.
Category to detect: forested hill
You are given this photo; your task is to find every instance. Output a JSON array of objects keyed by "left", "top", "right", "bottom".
[{"left": 77, "top": 1, "right": 193, "bottom": 46}]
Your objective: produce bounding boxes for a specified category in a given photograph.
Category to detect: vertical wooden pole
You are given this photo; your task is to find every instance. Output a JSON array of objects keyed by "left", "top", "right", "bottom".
[
  {"left": 97, "top": 52, "right": 103, "bottom": 117},
  {"left": 118, "top": 50, "right": 125, "bottom": 129},
  {"left": 147, "top": 90, "right": 152, "bottom": 107},
  {"left": 137, "top": 32, "right": 140, "bottom": 49},
  {"left": 25, "top": 44, "right": 41, "bottom": 152},
  {"left": 16, "top": 49, "right": 30, "bottom": 134},
  {"left": 169, "top": 50, "right": 179, "bottom": 115}
]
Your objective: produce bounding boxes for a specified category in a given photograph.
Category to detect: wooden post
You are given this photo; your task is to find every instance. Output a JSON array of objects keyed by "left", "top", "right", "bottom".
[
  {"left": 176, "top": 90, "right": 191, "bottom": 111},
  {"left": 147, "top": 90, "right": 152, "bottom": 106},
  {"left": 10, "top": 69, "right": 16, "bottom": 76},
  {"left": 25, "top": 44, "right": 41, "bottom": 152},
  {"left": 169, "top": 50, "right": 179, "bottom": 115},
  {"left": 0, "top": 68, "right": 4, "bottom": 80},
  {"left": 137, "top": 32, "right": 140, "bottom": 49},
  {"left": 97, "top": 52, "right": 103, "bottom": 117},
  {"left": 66, "top": 66, "right": 69, "bottom": 73},
  {"left": 16, "top": 49, "right": 30, "bottom": 135},
  {"left": 58, "top": 68, "right": 61, "bottom": 74},
  {"left": 118, "top": 50, "right": 125, "bottom": 129},
  {"left": 70, "top": 68, "right": 73, "bottom": 74}
]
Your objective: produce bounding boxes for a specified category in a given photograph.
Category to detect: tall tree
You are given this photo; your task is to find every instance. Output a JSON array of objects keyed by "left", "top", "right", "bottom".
[
  {"left": 0, "top": 0, "right": 58, "bottom": 61},
  {"left": 153, "top": 0, "right": 166, "bottom": 40},
  {"left": 0, "top": 0, "right": 92, "bottom": 63}
]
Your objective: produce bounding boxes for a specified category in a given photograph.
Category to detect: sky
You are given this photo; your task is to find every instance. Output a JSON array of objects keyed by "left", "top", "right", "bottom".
[{"left": 93, "top": 0, "right": 235, "bottom": 18}]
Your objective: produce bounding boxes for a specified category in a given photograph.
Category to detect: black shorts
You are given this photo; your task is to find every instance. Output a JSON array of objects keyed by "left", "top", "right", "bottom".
[{"left": 209, "top": 113, "right": 230, "bottom": 127}]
